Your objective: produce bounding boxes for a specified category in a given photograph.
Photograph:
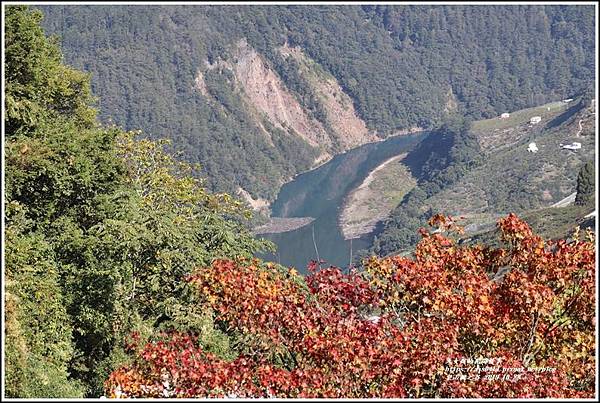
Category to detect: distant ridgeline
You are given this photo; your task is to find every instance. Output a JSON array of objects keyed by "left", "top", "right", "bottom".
[{"left": 38, "top": 5, "right": 595, "bottom": 200}]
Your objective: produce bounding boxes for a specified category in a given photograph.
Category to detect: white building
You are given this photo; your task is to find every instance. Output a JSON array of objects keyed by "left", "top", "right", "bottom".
[
  {"left": 530, "top": 116, "right": 542, "bottom": 124},
  {"left": 527, "top": 142, "right": 538, "bottom": 153},
  {"left": 500, "top": 112, "right": 510, "bottom": 119},
  {"left": 560, "top": 142, "right": 582, "bottom": 150}
]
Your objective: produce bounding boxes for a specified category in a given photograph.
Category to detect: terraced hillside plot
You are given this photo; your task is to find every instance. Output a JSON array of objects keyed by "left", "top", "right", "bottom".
[
  {"left": 472, "top": 101, "right": 571, "bottom": 152},
  {"left": 472, "top": 101, "right": 568, "bottom": 131},
  {"left": 426, "top": 102, "right": 596, "bottom": 236}
]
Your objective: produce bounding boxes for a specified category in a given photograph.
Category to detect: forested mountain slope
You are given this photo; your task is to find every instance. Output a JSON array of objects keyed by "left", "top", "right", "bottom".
[{"left": 38, "top": 5, "right": 595, "bottom": 200}]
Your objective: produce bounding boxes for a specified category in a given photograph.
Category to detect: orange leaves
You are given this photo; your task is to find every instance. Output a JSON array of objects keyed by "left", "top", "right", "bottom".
[
  {"left": 428, "top": 214, "right": 465, "bottom": 235},
  {"left": 105, "top": 214, "right": 595, "bottom": 398},
  {"left": 188, "top": 259, "right": 309, "bottom": 347},
  {"left": 498, "top": 213, "right": 535, "bottom": 245}
]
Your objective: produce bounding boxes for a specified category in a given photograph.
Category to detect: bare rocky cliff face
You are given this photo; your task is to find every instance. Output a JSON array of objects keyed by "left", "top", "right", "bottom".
[
  {"left": 279, "top": 43, "right": 379, "bottom": 151},
  {"left": 194, "top": 39, "right": 381, "bottom": 189},
  {"left": 233, "top": 40, "right": 332, "bottom": 152}
]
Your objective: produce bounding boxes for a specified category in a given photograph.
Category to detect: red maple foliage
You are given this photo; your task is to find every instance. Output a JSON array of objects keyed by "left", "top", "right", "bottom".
[{"left": 105, "top": 214, "right": 596, "bottom": 398}]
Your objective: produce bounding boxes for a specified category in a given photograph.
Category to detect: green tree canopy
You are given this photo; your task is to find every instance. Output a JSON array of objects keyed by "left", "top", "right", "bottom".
[
  {"left": 4, "top": 5, "right": 272, "bottom": 397},
  {"left": 5, "top": 5, "right": 96, "bottom": 135},
  {"left": 575, "top": 161, "right": 595, "bottom": 206}
]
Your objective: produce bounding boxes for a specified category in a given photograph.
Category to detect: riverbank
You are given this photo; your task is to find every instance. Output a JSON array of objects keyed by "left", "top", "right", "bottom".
[
  {"left": 261, "top": 132, "right": 427, "bottom": 270},
  {"left": 339, "top": 153, "right": 416, "bottom": 240},
  {"left": 253, "top": 217, "right": 315, "bottom": 235},
  {"left": 287, "top": 128, "right": 427, "bottom": 187}
]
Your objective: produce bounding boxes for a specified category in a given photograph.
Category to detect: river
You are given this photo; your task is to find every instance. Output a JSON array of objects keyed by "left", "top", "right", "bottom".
[{"left": 257, "top": 132, "right": 430, "bottom": 272}]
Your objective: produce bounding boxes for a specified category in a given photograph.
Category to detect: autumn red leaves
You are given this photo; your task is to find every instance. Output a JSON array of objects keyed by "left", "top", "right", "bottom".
[{"left": 105, "top": 214, "right": 595, "bottom": 398}]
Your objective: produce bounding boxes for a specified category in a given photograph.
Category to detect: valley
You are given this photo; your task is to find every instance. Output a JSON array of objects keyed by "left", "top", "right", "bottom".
[
  {"left": 4, "top": 4, "right": 596, "bottom": 399},
  {"left": 258, "top": 132, "right": 427, "bottom": 270},
  {"left": 258, "top": 97, "right": 595, "bottom": 267},
  {"left": 35, "top": 7, "right": 596, "bottom": 263}
]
